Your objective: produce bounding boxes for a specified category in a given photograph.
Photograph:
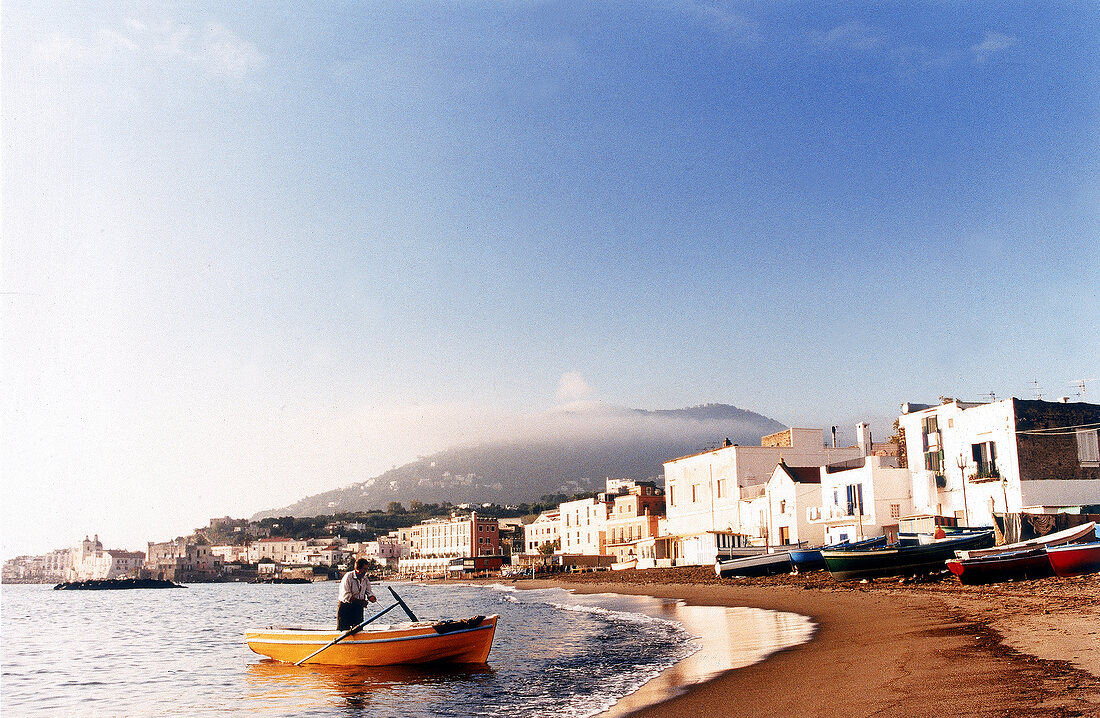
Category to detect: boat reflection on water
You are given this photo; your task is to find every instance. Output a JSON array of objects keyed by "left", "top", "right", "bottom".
[{"left": 245, "top": 660, "right": 493, "bottom": 713}]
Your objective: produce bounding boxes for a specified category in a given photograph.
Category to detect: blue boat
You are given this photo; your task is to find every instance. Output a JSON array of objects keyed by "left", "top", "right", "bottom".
[{"left": 789, "top": 536, "right": 887, "bottom": 573}]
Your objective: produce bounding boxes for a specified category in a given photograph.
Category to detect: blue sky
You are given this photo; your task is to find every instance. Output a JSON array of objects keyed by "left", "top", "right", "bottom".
[{"left": 3, "top": 1, "right": 1098, "bottom": 556}]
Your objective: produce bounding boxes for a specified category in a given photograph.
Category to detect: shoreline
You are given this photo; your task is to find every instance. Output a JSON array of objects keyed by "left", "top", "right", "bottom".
[{"left": 504, "top": 570, "right": 1100, "bottom": 716}]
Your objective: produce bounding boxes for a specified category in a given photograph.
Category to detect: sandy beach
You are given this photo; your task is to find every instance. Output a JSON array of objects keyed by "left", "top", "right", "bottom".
[{"left": 513, "top": 569, "right": 1100, "bottom": 717}]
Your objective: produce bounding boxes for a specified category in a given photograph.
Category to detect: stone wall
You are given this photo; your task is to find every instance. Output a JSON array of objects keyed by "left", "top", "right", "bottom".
[{"left": 1015, "top": 400, "right": 1100, "bottom": 482}]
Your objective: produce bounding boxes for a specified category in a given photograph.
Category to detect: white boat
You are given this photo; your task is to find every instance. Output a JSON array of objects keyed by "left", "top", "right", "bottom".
[
  {"left": 954, "top": 521, "right": 1096, "bottom": 559},
  {"left": 714, "top": 551, "right": 792, "bottom": 578}
]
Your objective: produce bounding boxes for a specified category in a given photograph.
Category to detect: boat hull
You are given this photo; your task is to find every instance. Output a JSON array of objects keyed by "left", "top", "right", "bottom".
[
  {"left": 1046, "top": 542, "right": 1100, "bottom": 577},
  {"left": 245, "top": 615, "right": 498, "bottom": 666},
  {"left": 790, "top": 537, "right": 887, "bottom": 573},
  {"left": 946, "top": 548, "right": 1053, "bottom": 585},
  {"left": 823, "top": 532, "right": 995, "bottom": 581},
  {"left": 956, "top": 521, "right": 1097, "bottom": 559},
  {"left": 715, "top": 552, "right": 791, "bottom": 578}
]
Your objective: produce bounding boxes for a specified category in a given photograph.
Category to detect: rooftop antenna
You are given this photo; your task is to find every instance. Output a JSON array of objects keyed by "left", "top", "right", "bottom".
[
  {"left": 988, "top": 391, "right": 996, "bottom": 402},
  {"left": 1070, "top": 379, "right": 1097, "bottom": 401},
  {"left": 1031, "top": 380, "right": 1043, "bottom": 400}
]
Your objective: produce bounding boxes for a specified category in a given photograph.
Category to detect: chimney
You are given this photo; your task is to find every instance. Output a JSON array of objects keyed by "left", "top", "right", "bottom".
[
  {"left": 857, "top": 422, "right": 872, "bottom": 456},
  {"left": 831, "top": 426, "right": 837, "bottom": 448}
]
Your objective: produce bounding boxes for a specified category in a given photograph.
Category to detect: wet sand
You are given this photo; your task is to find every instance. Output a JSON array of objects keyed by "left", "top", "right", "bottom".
[{"left": 517, "top": 569, "right": 1100, "bottom": 717}]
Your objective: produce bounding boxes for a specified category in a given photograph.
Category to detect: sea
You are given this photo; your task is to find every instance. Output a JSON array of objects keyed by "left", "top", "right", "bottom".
[{"left": 1, "top": 581, "right": 815, "bottom": 717}]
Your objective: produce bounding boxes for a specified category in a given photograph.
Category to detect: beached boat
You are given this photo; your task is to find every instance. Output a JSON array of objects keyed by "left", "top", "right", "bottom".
[
  {"left": 954, "top": 521, "right": 1096, "bottom": 559},
  {"left": 945, "top": 548, "right": 1053, "bottom": 585},
  {"left": 1045, "top": 542, "right": 1100, "bottom": 577},
  {"left": 715, "top": 551, "right": 792, "bottom": 578},
  {"left": 245, "top": 615, "right": 498, "bottom": 666},
  {"left": 789, "top": 536, "right": 887, "bottom": 573},
  {"left": 822, "top": 531, "right": 995, "bottom": 581}
]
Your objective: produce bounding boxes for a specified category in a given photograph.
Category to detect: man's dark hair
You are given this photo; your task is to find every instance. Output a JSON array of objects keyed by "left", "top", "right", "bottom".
[{"left": 355, "top": 558, "right": 369, "bottom": 570}]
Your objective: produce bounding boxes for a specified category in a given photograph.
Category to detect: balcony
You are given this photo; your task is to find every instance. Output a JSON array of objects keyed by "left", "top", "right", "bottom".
[{"left": 968, "top": 468, "right": 1001, "bottom": 484}]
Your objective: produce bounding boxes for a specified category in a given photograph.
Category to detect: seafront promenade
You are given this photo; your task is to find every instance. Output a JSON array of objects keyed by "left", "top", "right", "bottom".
[{"left": 501, "top": 569, "right": 1100, "bottom": 717}]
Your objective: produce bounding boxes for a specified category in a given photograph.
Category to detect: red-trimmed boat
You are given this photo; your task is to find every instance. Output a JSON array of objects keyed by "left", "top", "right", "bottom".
[
  {"left": 954, "top": 521, "right": 1096, "bottom": 560},
  {"left": 946, "top": 548, "right": 1053, "bottom": 585},
  {"left": 1045, "top": 542, "right": 1100, "bottom": 577}
]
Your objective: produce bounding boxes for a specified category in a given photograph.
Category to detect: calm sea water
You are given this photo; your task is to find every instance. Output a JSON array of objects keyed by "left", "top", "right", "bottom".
[{"left": 2, "top": 581, "right": 814, "bottom": 717}]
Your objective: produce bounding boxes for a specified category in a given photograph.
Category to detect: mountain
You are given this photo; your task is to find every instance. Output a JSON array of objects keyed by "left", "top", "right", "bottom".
[{"left": 251, "top": 403, "right": 786, "bottom": 519}]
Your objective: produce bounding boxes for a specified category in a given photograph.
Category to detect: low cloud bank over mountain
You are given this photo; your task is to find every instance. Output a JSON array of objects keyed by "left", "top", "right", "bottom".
[{"left": 253, "top": 403, "right": 785, "bottom": 518}]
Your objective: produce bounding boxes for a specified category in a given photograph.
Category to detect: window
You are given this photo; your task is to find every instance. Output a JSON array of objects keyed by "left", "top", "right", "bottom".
[
  {"left": 691, "top": 485, "right": 698, "bottom": 503},
  {"left": 971, "top": 442, "right": 999, "bottom": 478},
  {"left": 845, "top": 484, "right": 864, "bottom": 516},
  {"left": 890, "top": 504, "right": 900, "bottom": 519},
  {"left": 669, "top": 487, "right": 676, "bottom": 507},
  {"left": 924, "top": 449, "right": 945, "bottom": 474},
  {"left": 717, "top": 479, "right": 725, "bottom": 499},
  {"left": 1077, "top": 429, "right": 1100, "bottom": 467},
  {"left": 921, "top": 416, "right": 940, "bottom": 450}
]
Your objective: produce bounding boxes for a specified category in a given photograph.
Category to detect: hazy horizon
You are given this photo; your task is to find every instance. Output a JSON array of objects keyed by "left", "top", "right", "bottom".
[{"left": 3, "top": 1, "right": 1097, "bottom": 558}]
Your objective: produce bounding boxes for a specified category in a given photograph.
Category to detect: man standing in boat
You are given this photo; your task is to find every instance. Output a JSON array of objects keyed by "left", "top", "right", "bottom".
[{"left": 337, "top": 558, "right": 378, "bottom": 629}]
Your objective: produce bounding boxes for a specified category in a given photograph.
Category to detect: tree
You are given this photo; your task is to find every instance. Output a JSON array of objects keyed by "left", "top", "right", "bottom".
[
  {"left": 888, "top": 418, "right": 907, "bottom": 469},
  {"left": 386, "top": 502, "right": 406, "bottom": 514},
  {"left": 538, "top": 539, "right": 560, "bottom": 556}
]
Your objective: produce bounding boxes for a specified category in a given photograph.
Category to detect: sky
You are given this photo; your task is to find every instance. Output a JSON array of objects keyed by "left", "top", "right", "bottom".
[{"left": 3, "top": 1, "right": 1098, "bottom": 557}]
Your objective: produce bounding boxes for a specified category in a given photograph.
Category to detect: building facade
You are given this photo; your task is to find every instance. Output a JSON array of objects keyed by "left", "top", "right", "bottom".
[
  {"left": 898, "top": 398, "right": 1100, "bottom": 526},
  {"left": 765, "top": 462, "right": 825, "bottom": 547},
  {"left": 813, "top": 455, "right": 914, "bottom": 545},
  {"left": 524, "top": 510, "right": 561, "bottom": 555},
  {"left": 558, "top": 497, "right": 611, "bottom": 556},
  {"left": 663, "top": 427, "right": 864, "bottom": 538}
]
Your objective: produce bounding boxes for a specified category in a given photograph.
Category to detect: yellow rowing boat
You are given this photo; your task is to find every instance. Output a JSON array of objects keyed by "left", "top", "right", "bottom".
[{"left": 244, "top": 615, "right": 498, "bottom": 666}]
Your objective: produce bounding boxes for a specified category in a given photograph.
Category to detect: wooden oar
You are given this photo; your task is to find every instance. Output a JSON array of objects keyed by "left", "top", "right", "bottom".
[
  {"left": 293, "top": 601, "right": 400, "bottom": 666},
  {"left": 388, "top": 586, "right": 418, "bottom": 621}
]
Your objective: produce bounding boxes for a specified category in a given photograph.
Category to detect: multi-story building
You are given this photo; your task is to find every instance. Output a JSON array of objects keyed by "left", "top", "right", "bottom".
[
  {"left": 604, "top": 481, "right": 665, "bottom": 564},
  {"left": 558, "top": 497, "right": 612, "bottom": 556},
  {"left": 70, "top": 535, "right": 145, "bottom": 580},
  {"left": 2, "top": 549, "right": 74, "bottom": 583},
  {"left": 662, "top": 428, "right": 865, "bottom": 540},
  {"left": 898, "top": 398, "right": 1100, "bottom": 526},
  {"left": 292, "top": 543, "right": 352, "bottom": 567},
  {"left": 410, "top": 513, "right": 500, "bottom": 559},
  {"left": 145, "top": 539, "right": 221, "bottom": 581},
  {"left": 209, "top": 544, "right": 249, "bottom": 563},
  {"left": 812, "top": 455, "right": 914, "bottom": 545},
  {"left": 524, "top": 510, "right": 561, "bottom": 555},
  {"left": 764, "top": 462, "right": 826, "bottom": 547},
  {"left": 397, "top": 513, "right": 500, "bottom": 577},
  {"left": 247, "top": 538, "right": 308, "bottom": 564},
  {"left": 496, "top": 518, "right": 526, "bottom": 558}
]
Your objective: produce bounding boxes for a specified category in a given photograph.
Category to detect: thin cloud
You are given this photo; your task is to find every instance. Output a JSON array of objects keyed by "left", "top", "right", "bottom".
[
  {"left": 678, "top": 1, "right": 760, "bottom": 44},
  {"left": 556, "top": 371, "right": 596, "bottom": 403},
  {"left": 972, "top": 31, "right": 1018, "bottom": 63},
  {"left": 32, "top": 18, "right": 265, "bottom": 82},
  {"left": 813, "top": 21, "right": 886, "bottom": 52}
]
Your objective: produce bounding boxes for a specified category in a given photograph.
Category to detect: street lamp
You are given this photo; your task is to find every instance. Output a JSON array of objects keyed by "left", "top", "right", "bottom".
[{"left": 956, "top": 454, "right": 970, "bottom": 527}]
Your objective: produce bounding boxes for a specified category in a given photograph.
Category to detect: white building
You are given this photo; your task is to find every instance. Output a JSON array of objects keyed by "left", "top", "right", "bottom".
[
  {"left": 70, "top": 535, "right": 145, "bottom": 580},
  {"left": 898, "top": 398, "right": 1100, "bottom": 526},
  {"left": 663, "top": 428, "right": 864, "bottom": 539},
  {"left": 247, "top": 538, "right": 309, "bottom": 564},
  {"left": 765, "top": 462, "right": 826, "bottom": 547},
  {"left": 558, "top": 497, "right": 611, "bottom": 556},
  {"left": 524, "top": 510, "right": 561, "bottom": 554},
  {"left": 814, "top": 455, "right": 914, "bottom": 545}
]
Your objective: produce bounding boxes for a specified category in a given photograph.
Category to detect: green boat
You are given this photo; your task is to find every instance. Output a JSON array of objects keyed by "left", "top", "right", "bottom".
[{"left": 822, "top": 531, "right": 995, "bottom": 581}]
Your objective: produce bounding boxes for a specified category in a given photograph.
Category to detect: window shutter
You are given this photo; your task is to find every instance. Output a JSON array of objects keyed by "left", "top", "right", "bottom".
[{"left": 1077, "top": 429, "right": 1100, "bottom": 466}]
